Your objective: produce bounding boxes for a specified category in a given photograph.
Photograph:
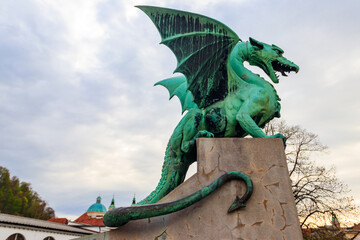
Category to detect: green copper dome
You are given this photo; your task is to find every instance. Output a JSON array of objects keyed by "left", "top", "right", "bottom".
[{"left": 87, "top": 196, "right": 107, "bottom": 213}]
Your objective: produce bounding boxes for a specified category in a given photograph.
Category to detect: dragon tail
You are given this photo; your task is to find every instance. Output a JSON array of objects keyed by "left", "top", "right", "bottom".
[{"left": 103, "top": 171, "right": 253, "bottom": 227}]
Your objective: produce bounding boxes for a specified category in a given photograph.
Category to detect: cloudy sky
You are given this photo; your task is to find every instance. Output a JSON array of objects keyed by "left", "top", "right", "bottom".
[{"left": 1, "top": 0, "right": 359, "bottom": 220}]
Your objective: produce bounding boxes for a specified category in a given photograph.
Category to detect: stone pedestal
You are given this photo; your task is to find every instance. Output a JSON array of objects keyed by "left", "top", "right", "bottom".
[{"left": 78, "top": 138, "right": 303, "bottom": 240}]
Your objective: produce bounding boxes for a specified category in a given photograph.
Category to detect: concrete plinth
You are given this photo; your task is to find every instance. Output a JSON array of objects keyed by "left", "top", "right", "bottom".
[{"left": 78, "top": 138, "right": 303, "bottom": 240}]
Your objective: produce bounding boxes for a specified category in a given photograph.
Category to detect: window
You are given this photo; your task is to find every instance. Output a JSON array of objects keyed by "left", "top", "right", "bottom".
[
  {"left": 6, "top": 233, "right": 25, "bottom": 240},
  {"left": 43, "top": 237, "right": 55, "bottom": 240}
]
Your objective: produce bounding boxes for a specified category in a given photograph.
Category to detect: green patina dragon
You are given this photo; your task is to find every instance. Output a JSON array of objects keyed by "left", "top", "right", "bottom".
[{"left": 103, "top": 6, "right": 299, "bottom": 227}]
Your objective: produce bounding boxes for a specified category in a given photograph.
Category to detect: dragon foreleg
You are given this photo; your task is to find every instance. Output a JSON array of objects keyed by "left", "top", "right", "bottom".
[
  {"left": 236, "top": 95, "right": 286, "bottom": 146},
  {"left": 103, "top": 171, "right": 253, "bottom": 227},
  {"left": 237, "top": 111, "right": 286, "bottom": 146}
]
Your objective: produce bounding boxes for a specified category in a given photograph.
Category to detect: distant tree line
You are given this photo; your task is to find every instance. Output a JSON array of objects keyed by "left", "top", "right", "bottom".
[{"left": 0, "top": 166, "right": 55, "bottom": 220}]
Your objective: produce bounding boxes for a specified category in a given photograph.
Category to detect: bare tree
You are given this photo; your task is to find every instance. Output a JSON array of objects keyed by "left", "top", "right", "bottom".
[{"left": 265, "top": 120, "right": 355, "bottom": 228}]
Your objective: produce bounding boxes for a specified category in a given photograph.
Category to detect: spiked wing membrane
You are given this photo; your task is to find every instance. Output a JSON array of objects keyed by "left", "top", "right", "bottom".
[
  {"left": 137, "top": 5, "right": 241, "bottom": 109},
  {"left": 155, "top": 76, "right": 196, "bottom": 113}
]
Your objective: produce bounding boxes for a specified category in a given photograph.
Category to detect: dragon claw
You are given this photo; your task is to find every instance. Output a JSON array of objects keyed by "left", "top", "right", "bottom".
[
  {"left": 270, "top": 133, "right": 287, "bottom": 148},
  {"left": 198, "top": 130, "right": 214, "bottom": 138}
]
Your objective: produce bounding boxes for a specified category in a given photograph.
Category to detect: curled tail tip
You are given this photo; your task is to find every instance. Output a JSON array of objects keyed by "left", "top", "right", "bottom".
[{"left": 227, "top": 196, "right": 246, "bottom": 213}]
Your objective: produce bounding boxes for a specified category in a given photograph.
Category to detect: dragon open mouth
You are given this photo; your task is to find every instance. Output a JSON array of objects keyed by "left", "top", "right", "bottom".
[
  {"left": 268, "top": 59, "right": 299, "bottom": 83},
  {"left": 268, "top": 58, "right": 299, "bottom": 83},
  {"left": 272, "top": 60, "right": 298, "bottom": 76}
]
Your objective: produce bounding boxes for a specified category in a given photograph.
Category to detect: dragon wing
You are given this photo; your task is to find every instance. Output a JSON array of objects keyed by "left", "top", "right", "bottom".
[
  {"left": 137, "top": 5, "right": 241, "bottom": 109},
  {"left": 155, "top": 76, "right": 196, "bottom": 114}
]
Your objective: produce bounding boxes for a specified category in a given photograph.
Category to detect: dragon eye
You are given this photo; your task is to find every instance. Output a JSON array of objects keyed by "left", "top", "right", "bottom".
[{"left": 275, "top": 49, "right": 282, "bottom": 55}]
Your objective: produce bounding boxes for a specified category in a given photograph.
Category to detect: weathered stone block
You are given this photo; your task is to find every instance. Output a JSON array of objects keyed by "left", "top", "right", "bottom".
[{"left": 77, "top": 138, "right": 303, "bottom": 240}]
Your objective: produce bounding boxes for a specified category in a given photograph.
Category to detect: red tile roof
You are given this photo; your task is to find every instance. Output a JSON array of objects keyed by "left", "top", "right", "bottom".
[
  {"left": 350, "top": 224, "right": 360, "bottom": 231},
  {"left": 74, "top": 213, "right": 104, "bottom": 226},
  {"left": 47, "top": 218, "right": 68, "bottom": 225}
]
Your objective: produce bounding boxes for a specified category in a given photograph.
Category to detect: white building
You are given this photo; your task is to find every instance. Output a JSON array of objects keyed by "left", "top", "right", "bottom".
[{"left": 0, "top": 213, "right": 94, "bottom": 240}]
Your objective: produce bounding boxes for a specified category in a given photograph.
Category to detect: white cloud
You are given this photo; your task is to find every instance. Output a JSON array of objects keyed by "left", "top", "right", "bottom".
[
  {"left": 1, "top": 0, "right": 360, "bottom": 219},
  {"left": 36, "top": 0, "right": 108, "bottom": 73}
]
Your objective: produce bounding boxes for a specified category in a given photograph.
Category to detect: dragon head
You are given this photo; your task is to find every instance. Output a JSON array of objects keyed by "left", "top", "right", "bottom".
[{"left": 247, "top": 37, "right": 299, "bottom": 83}]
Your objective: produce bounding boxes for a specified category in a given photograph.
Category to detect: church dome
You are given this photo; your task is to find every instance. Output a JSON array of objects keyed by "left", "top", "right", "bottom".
[{"left": 87, "top": 196, "right": 107, "bottom": 213}]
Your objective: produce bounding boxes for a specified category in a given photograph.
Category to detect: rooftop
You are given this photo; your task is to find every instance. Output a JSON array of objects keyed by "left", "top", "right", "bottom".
[
  {"left": 74, "top": 213, "right": 104, "bottom": 226},
  {"left": 0, "top": 213, "right": 93, "bottom": 235}
]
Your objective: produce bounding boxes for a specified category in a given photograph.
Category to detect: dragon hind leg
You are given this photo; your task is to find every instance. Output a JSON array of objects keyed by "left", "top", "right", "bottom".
[
  {"left": 137, "top": 110, "right": 211, "bottom": 205},
  {"left": 136, "top": 149, "right": 190, "bottom": 205},
  {"left": 180, "top": 110, "right": 214, "bottom": 153}
]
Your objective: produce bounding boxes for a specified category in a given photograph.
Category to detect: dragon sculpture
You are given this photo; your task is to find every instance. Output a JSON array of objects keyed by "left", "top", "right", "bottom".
[{"left": 103, "top": 6, "right": 299, "bottom": 227}]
